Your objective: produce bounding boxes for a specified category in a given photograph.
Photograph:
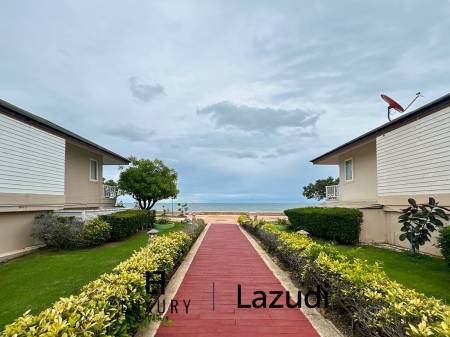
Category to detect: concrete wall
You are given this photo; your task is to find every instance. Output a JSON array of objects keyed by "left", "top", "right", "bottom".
[
  {"left": 338, "top": 141, "right": 377, "bottom": 203},
  {"left": 359, "top": 208, "right": 443, "bottom": 256},
  {"left": 358, "top": 208, "right": 386, "bottom": 243},
  {"left": 0, "top": 211, "right": 40, "bottom": 256},
  {"left": 65, "top": 143, "right": 115, "bottom": 209},
  {"left": 0, "top": 193, "right": 64, "bottom": 212}
]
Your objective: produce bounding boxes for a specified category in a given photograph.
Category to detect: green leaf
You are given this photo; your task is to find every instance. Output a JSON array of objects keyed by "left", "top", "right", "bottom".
[{"left": 408, "top": 198, "right": 417, "bottom": 207}]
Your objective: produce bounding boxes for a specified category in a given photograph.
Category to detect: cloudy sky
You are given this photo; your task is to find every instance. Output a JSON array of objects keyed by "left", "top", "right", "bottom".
[{"left": 1, "top": 1, "right": 449, "bottom": 203}]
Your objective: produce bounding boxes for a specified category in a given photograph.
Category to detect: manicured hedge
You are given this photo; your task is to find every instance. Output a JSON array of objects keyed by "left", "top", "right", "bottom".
[
  {"left": 2, "top": 220, "right": 206, "bottom": 337},
  {"left": 101, "top": 209, "right": 155, "bottom": 241},
  {"left": 438, "top": 226, "right": 450, "bottom": 267},
  {"left": 239, "top": 220, "right": 450, "bottom": 337},
  {"left": 284, "top": 207, "right": 362, "bottom": 244}
]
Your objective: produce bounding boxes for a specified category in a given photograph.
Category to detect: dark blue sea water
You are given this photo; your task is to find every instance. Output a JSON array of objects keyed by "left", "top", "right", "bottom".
[{"left": 123, "top": 202, "right": 309, "bottom": 212}]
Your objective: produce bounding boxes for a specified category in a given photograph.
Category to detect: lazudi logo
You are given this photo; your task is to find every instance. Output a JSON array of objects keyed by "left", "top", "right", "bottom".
[
  {"left": 237, "top": 284, "right": 329, "bottom": 309},
  {"left": 145, "top": 271, "right": 191, "bottom": 316}
]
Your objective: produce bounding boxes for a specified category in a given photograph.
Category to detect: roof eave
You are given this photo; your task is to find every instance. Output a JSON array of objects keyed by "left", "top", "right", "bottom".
[
  {"left": 310, "top": 92, "right": 450, "bottom": 165},
  {"left": 0, "top": 99, "right": 130, "bottom": 165}
]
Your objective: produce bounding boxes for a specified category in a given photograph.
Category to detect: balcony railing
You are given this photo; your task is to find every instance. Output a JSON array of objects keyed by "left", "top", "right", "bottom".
[
  {"left": 103, "top": 185, "right": 118, "bottom": 199},
  {"left": 325, "top": 185, "right": 340, "bottom": 200}
]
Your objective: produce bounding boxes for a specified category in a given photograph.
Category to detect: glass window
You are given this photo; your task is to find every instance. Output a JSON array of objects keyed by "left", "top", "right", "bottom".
[
  {"left": 344, "top": 158, "right": 353, "bottom": 181},
  {"left": 90, "top": 159, "right": 98, "bottom": 181}
]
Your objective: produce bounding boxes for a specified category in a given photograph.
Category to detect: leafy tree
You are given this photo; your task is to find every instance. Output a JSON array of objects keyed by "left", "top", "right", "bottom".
[
  {"left": 399, "top": 197, "right": 449, "bottom": 256},
  {"left": 118, "top": 157, "right": 178, "bottom": 210},
  {"left": 103, "top": 179, "right": 117, "bottom": 187},
  {"left": 302, "top": 176, "right": 339, "bottom": 201}
]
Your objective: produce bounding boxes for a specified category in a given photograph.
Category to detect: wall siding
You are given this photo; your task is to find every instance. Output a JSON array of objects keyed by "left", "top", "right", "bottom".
[
  {"left": 0, "top": 114, "right": 65, "bottom": 195},
  {"left": 376, "top": 106, "right": 450, "bottom": 196}
]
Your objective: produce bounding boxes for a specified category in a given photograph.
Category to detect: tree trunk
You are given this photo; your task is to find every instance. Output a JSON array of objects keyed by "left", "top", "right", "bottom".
[
  {"left": 409, "top": 229, "right": 415, "bottom": 255},
  {"left": 146, "top": 199, "right": 157, "bottom": 210}
]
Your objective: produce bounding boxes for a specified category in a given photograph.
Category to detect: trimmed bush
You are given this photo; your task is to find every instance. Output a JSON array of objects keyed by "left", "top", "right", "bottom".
[
  {"left": 237, "top": 214, "right": 252, "bottom": 226},
  {"left": 2, "top": 221, "right": 206, "bottom": 337},
  {"left": 284, "top": 207, "right": 362, "bottom": 244},
  {"left": 81, "top": 218, "right": 111, "bottom": 246},
  {"left": 156, "top": 213, "right": 171, "bottom": 224},
  {"left": 240, "top": 222, "right": 450, "bottom": 337},
  {"left": 31, "top": 213, "right": 84, "bottom": 249},
  {"left": 437, "top": 226, "right": 450, "bottom": 267},
  {"left": 101, "top": 209, "right": 155, "bottom": 241}
]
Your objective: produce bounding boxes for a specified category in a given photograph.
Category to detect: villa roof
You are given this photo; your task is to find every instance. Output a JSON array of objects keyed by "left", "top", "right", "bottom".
[
  {"left": 0, "top": 98, "right": 129, "bottom": 165},
  {"left": 311, "top": 92, "right": 450, "bottom": 165}
]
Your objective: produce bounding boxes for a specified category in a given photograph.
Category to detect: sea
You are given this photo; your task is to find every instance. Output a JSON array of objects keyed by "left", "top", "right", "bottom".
[{"left": 122, "top": 202, "right": 311, "bottom": 213}]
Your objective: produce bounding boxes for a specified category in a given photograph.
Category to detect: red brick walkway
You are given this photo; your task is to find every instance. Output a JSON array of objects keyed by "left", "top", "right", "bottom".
[{"left": 155, "top": 223, "right": 320, "bottom": 337}]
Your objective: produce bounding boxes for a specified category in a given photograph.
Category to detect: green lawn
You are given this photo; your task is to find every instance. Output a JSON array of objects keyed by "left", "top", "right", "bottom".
[
  {"left": 0, "top": 225, "right": 183, "bottom": 330},
  {"left": 329, "top": 243, "right": 450, "bottom": 304}
]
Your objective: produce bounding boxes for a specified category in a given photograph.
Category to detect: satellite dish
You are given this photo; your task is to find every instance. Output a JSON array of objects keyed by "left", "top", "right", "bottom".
[{"left": 381, "top": 92, "right": 422, "bottom": 121}]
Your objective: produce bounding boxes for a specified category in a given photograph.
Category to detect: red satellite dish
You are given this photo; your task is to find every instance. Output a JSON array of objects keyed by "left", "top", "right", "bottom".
[
  {"left": 381, "top": 94, "right": 404, "bottom": 113},
  {"left": 381, "top": 92, "right": 422, "bottom": 121}
]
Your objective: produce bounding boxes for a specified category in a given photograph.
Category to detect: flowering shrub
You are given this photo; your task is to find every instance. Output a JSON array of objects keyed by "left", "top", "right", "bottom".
[
  {"left": 1, "top": 230, "right": 197, "bottom": 336},
  {"left": 240, "top": 221, "right": 450, "bottom": 337}
]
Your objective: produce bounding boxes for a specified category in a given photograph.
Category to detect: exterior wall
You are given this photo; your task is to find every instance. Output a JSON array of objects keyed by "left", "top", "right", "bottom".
[
  {"left": 0, "top": 113, "right": 66, "bottom": 212},
  {"left": 0, "top": 113, "right": 65, "bottom": 195},
  {"left": 0, "top": 112, "right": 119, "bottom": 258},
  {"left": 338, "top": 141, "right": 377, "bottom": 203},
  {"left": 0, "top": 211, "right": 41, "bottom": 256},
  {"left": 376, "top": 106, "right": 450, "bottom": 197},
  {"left": 359, "top": 208, "right": 443, "bottom": 256},
  {"left": 358, "top": 208, "right": 386, "bottom": 243},
  {"left": 322, "top": 106, "right": 450, "bottom": 256},
  {"left": 379, "top": 194, "right": 450, "bottom": 207},
  {"left": 0, "top": 193, "right": 64, "bottom": 212},
  {"left": 64, "top": 143, "right": 114, "bottom": 209}
]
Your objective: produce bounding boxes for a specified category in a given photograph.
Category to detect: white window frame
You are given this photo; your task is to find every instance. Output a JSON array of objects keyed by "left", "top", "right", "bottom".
[
  {"left": 89, "top": 159, "right": 99, "bottom": 182},
  {"left": 344, "top": 157, "right": 353, "bottom": 182}
]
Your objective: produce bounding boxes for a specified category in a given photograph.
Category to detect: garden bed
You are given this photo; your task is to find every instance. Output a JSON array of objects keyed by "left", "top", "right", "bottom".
[
  {"left": 330, "top": 241, "right": 450, "bottom": 304},
  {"left": 238, "top": 215, "right": 450, "bottom": 337},
  {"left": 0, "top": 232, "right": 148, "bottom": 329},
  {"left": 0, "top": 219, "right": 206, "bottom": 335}
]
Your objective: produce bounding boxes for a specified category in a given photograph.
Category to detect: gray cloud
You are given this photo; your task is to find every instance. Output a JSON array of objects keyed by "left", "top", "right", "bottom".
[
  {"left": 219, "top": 150, "right": 258, "bottom": 159},
  {"left": 197, "top": 101, "right": 321, "bottom": 134},
  {"left": 128, "top": 76, "right": 165, "bottom": 102},
  {"left": 105, "top": 125, "right": 155, "bottom": 142},
  {"left": 1, "top": 1, "right": 449, "bottom": 203}
]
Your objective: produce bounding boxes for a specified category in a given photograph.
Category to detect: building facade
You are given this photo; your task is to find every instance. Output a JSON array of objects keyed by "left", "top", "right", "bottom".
[
  {"left": 0, "top": 99, "right": 129, "bottom": 259},
  {"left": 312, "top": 93, "right": 450, "bottom": 255}
]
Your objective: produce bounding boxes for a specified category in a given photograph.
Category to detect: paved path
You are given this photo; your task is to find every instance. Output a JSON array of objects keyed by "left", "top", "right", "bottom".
[{"left": 155, "top": 223, "right": 320, "bottom": 337}]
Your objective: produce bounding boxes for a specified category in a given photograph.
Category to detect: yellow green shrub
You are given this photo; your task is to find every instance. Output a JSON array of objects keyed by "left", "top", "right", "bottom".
[
  {"left": 237, "top": 214, "right": 252, "bottom": 226},
  {"left": 1, "top": 231, "right": 193, "bottom": 337},
  {"left": 242, "top": 222, "right": 450, "bottom": 337}
]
